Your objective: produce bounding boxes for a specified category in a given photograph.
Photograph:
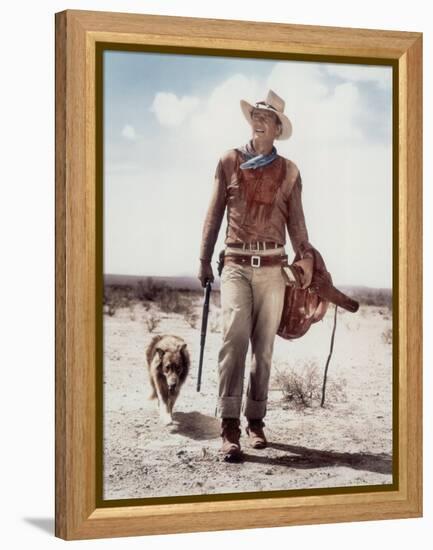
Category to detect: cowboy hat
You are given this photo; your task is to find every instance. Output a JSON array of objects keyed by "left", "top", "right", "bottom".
[{"left": 240, "top": 89, "right": 292, "bottom": 140}]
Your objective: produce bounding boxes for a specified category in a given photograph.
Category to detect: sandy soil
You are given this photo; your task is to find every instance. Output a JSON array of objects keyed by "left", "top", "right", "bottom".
[{"left": 103, "top": 295, "right": 393, "bottom": 500}]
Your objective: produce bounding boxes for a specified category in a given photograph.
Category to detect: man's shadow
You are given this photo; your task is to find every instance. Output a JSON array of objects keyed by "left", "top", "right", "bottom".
[
  {"left": 171, "top": 411, "right": 220, "bottom": 440},
  {"left": 169, "top": 413, "right": 392, "bottom": 476},
  {"left": 243, "top": 441, "right": 393, "bottom": 475}
]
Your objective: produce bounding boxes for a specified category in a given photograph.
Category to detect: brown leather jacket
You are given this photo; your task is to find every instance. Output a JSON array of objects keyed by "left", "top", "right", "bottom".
[{"left": 200, "top": 148, "right": 312, "bottom": 261}]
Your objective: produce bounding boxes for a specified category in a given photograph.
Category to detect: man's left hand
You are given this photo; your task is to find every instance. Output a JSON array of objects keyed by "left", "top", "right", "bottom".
[{"left": 293, "top": 257, "right": 314, "bottom": 289}]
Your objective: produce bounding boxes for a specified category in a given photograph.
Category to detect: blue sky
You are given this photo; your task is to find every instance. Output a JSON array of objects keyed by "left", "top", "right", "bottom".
[{"left": 103, "top": 49, "right": 393, "bottom": 287}]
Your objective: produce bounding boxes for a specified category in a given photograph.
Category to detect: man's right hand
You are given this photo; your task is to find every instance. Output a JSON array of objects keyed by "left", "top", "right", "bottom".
[{"left": 198, "top": 260, "right": 214, "bottom": 288}]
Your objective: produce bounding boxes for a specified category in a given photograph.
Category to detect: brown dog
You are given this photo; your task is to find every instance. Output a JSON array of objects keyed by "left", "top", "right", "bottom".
[{"left": 145, "top": 335, "right": 190, "bottom": 425}]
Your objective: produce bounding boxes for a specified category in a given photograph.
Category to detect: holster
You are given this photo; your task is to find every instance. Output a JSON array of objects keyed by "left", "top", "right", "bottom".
[{"left": 217, "top": 249, "right": 225, "bottom": 277}]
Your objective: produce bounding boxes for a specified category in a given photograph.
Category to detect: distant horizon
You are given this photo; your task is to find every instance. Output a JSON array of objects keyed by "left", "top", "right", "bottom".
[{"left": 103, "top": 272, "right": 392, "bottom": 292}]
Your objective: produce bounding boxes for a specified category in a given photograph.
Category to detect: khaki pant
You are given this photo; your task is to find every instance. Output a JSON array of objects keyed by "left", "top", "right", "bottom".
[{"left": 217, "top": 247, "right": 287, "bottom": 420}]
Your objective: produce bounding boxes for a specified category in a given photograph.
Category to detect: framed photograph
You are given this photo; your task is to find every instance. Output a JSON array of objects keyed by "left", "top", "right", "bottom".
[{"left": 55, "top": 10, "right": 422, "bottom": 540}]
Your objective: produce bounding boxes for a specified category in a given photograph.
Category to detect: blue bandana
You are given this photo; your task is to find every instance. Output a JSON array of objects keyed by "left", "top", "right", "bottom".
[{"left": 238, "top": 141, "right": 278, "bottom": 170}]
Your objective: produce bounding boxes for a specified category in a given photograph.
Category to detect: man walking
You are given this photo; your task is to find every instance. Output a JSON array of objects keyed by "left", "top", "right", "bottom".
[{"left": 198, "top": 90, "right": 314, "bottom": 461}]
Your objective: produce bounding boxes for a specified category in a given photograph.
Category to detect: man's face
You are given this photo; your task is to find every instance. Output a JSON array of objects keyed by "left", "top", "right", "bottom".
[{"left": 251, "top": 109, "right": 281, "bottom": 142}]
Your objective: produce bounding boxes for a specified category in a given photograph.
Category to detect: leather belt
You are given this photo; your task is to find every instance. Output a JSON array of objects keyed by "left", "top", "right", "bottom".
[
  {"left": 224, "top": 254, "right": 288, "bottom": 268},
  {"left": 228, "top": 241, "right": 283, "bottom": 251}
]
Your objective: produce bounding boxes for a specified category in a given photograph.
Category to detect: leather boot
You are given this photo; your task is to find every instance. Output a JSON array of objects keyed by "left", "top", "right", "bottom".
[
  {"left": 246, "top": 419, "right": 267, "bottom": 449},
  {"left": 220, "top": 418, "right": 242, "bottom": 462}
]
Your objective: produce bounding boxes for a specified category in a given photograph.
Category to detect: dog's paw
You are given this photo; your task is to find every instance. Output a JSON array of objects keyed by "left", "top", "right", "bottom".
[{"left": 159, "top": 411, "right": 173, "bottom": 426}]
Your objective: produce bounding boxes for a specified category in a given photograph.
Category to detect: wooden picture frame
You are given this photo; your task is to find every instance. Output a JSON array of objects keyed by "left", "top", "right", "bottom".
[{"left": 55, "top": 9, "right": 422, "bottom": 540}]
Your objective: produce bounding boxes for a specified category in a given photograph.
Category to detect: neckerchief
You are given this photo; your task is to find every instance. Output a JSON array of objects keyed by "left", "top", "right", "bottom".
[{"left": 238, "top": 141, "right": 278, "bottom": 170}]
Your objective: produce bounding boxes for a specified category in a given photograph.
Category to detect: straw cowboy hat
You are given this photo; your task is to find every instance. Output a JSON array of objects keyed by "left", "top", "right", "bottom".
[{"left": 240, "top": 89, "right": 293, "bottom": 140}]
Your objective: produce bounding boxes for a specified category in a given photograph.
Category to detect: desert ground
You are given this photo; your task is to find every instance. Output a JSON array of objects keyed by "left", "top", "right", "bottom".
[{"left": 103, "top": 279, "right": 393, "bottom": 500}]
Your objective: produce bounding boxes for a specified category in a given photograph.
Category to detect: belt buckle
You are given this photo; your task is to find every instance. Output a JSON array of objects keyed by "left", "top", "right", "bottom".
[{"left": 251, "top": 255, "right": 261, "bottom": 268}]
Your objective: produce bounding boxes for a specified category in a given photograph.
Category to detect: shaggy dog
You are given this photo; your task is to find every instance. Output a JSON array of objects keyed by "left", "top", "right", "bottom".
[{"left": 145, "top": 335, "right": 190, "bottom": 425}]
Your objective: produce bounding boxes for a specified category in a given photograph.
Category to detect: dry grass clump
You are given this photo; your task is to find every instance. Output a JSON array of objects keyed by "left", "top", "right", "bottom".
[
  {"left": 104, "top": 285, "right": 135, "bottom": 316},
  {"left": 145, "top": 312, "right": 161, "bottom": 333},
  {"left": 103, "top": 280, "right": 201, "bottom": 322},
  {"left": 103, "top": 279, "right": 223, "bottom": 333},
  {"left": 184, "top": 311, "right": 199, "bottom": 329},
  {"left": 274, "top": 361, "right": 347, "bottom": 409},
  {"left": 135, "top": 278, "right": 160, "bottom": 302},
  {"left": 350, "top": 287, "right": 392, "bottom": 311},
  {"left": 381, "top": 328, "right": 392, "bottom": 345},
  {"left": 157, "top": 287, "right": 195, "bottom": 316}
]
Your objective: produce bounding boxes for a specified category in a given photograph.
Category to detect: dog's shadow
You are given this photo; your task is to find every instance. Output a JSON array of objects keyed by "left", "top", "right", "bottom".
[{"left": 170, "top": 411, "right": 220, "bottom": 440}]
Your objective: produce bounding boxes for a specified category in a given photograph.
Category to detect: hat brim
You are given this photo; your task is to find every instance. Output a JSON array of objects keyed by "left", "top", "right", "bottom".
[{"left": 240, "top": 99, "right": 292, "bottom": 140}]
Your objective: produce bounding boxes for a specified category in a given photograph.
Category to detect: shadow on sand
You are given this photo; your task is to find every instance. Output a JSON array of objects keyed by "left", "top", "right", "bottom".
[
  {"left": 242, "top": 442, "right": 392, "bottom": 475},
  {"left": 165, "top": 413, "right": 392, "bottom": 476},
  {"left": 171, "top": 411, "right": 220, "bottom": 440}
]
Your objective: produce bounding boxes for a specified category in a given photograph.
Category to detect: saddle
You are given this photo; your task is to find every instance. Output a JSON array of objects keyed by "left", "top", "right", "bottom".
[{"left": 277, "top": 245, "right": 359, "bottom": 340}]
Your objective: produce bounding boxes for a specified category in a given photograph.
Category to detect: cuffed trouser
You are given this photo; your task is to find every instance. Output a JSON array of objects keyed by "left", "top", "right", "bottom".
[{"left": 217, "top": 248, "right": 286, "bottom": 420}]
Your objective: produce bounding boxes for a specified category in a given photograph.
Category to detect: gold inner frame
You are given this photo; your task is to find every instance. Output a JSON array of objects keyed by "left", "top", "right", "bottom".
[{"left": 94, "top": 41, "right": 399, "bottom": 509}]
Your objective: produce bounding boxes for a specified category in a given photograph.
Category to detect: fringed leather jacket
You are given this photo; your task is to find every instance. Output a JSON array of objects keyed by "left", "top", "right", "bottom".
[{"left": 200, "top": 148, "right": 312, "bottom": 261}]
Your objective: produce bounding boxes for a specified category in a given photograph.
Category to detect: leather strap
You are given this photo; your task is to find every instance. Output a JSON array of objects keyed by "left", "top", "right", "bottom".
[{"left": 224, "top": 254, "right": 288, "bottom": 268}]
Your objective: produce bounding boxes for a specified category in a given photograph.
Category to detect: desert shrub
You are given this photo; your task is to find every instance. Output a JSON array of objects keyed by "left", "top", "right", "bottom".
[
  {"left": 274, "top": 361, "right": 346, "bottom": 409},
  {"left": 382, "top": 328, "right": 392, "bottom": 345},
  {"left": 135, "top": 277, "right": 165, "bottom": 303},
  {"left": 275, "top": 362, "right": 321, "bottom": 408},
  {"left": 157, "top": 287, "right": 196, "bottom": 316},
  {"left": 349, "top": 287, "right": 392, "bottom": 311},
  {"left": 103, "top": 285, "right": 135, "bottom": 315},
  {"left": 105, "top": 281, "right": 204, "bottom": 321},
  {"left": 184, "top": 311, "right": 199, "bottom": 329},
  {"left": 145, "top": 312, "right": 161, "bottom": 333}
]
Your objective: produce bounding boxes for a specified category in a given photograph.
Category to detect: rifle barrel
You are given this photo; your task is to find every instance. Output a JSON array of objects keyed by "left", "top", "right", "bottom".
[{"left": 197, "top": 281, "right": 211, "bottom": 391}]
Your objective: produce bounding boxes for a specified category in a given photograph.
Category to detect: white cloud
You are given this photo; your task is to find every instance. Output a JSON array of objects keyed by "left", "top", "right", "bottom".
[
  {"left": 150, "top": 92, "right": 200, "bottom": 127},
  {"left": 269, "top": 62, "right": 329, "bottom": 104},
  {"left": 121, "top": 124, "right": 137, "bottom": 140},
  {"left": 325, "top": 63, "right": 392, "bottom": 90},
  {"left": 187, "top": 73, "right": 261, "bottom": 161},
  {"left": 266, "top": 62, "right": 364, "bottom": 145}
]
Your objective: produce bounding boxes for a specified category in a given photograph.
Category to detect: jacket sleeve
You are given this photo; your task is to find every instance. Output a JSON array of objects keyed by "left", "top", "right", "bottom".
[
  {"left": 199, "top": 159, "right": 227, "bottom": 262},
  {"left": 286, "top": 173, "right": 313, "bottom": 258}
]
